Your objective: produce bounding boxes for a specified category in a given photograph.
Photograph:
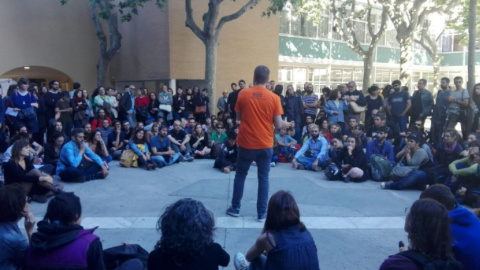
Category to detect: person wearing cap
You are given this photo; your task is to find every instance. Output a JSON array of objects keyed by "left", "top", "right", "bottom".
[
  {"left": 55, "top": 91, "right": 73, "bottom": 137},
  {"left": 381, "top": 133, "right": 435, "bottom": 190},
  {"left": 217, "top": 90, "right": 229, "bottom": 113}
]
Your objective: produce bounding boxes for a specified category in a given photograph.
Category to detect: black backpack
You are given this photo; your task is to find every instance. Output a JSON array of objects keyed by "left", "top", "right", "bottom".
[{"left": 399, "top": 250, "right": 463, "bottom": 270}]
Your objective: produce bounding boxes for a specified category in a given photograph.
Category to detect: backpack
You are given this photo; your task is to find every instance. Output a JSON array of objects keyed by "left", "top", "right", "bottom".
[
  {"left": 399, "top": 250, "right": 463, "bottom": 270},
  {"left": 103, "top": 244, "right": 149, "bottom": 270},
  {"left": 369, "top": 154, "right": 392, "bottom": 181}
]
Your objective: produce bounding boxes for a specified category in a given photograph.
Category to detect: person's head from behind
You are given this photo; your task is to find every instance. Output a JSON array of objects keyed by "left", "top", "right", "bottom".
[
  {"left": 44, "top": 192, "right": 82, "bottom": 226},
  {"left": 0, "top": 184, "right": 28, "bottom": 223},
  {"left": 253, "top": 65, "right": 269, "bottom": 86},
  {"left": 420, "top": 184, "right": 456, "bottom": 211},
  {"left": 156, "top": 198, "right": 215, "bottom": 265},
  {"left": 264, "top": 190, "right": 305, "bottom": 233},
  {"left": 405, "top": 199, "right": 452, "bottom": 260}
]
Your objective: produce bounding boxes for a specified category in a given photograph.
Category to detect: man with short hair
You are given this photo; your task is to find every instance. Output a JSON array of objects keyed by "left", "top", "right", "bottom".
[
  {"left": 70, "top": 82, "right": 81, "bottom": 99},
  {"left": 57, "top": 128, "right": 108, "bottom": 182},
  {"left": 431, "top": 77, "right": 452, "bottom": 146},
  {"left": 388, "top": 80, "right": 411, "bottom": 132},
  {"left": 301, "top": 82, "right": 318, "bottom": 130},
  {"left": 292, "top": 124, "right": 328, "bottom": 171},
  {"left": 107, "top": 87, "right": 119, "bottom": 119},
  {"left": 285, "top": 84, "right": 303, "bottom": 141},
  {"left": 366, "top": 126, "right": 395, "bottom": 181},
  {"left": 217, "top": 90, "right": 228, "bottom": 113},
  {"left": 96, "top": 119, "right": 113, "bottom": 144},
  {"left": 226, "top": 65, "right": 290, "bottom": 221},
  {"left": 409, "top": 79, "right": 433, "bottom": 127},
  {"left": 214, "top": 131, "right": 238, "bottom": 173},
  {"left": 445, "top": 76, "right": 470, "bottom": 138},
  {"left": 44, "top": 80, "right": 62, "bottom": 125},
  {"left": 269, "top": 80, "right": 275, "bottom": 91},
  {"left": 150, "top": 125, "right": 180, "bottom": 167},
  {"left": 55, "top": 91, "right": 73, "bottom": 138},
  {"left": 344, "top": 81, "right": 367, "bottom": 123},
  {"left": 122, "top": 120, "right": 133, "bottom": 145},
  {"left": 227, "top": 79, "right": 245, "bottom": 120},
  {"left": 184, "top": 118, "right": 196, "bottom": 135},
  {"left": 366, "top": 113, "right": 393, "bottom": 142},
  {"left": 168, "top": 120, "right": 194, "bottom": 161},
  {"left": 119, "top": 84, "right": 135, "bottom": 126}
]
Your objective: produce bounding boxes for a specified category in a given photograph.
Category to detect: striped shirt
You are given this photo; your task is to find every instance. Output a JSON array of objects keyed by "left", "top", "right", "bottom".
[{"left": 302, "top": 94, "right": 318, "bottom": 115}]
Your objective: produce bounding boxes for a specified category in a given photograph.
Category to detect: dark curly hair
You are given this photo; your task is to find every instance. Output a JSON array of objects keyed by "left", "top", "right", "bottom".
[
  {"left": 0, "top": 184, "right": 27, "bottom": 222},
  {"left": 155, "top": 198, "right": 215, "bottom": 266}
]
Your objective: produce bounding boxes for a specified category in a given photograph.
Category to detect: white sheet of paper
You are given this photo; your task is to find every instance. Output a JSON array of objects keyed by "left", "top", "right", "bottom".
[{"left": 5, "top": 107, "right": 18, "bottom": 117}]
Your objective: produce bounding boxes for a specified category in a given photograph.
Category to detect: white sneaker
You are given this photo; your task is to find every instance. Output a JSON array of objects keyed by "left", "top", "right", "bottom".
[
  {"left": 270, "top": 162, "right": 276, "bottom": 167},
  {"left": 234, "top": 252, "right": 249, "bottom": 270},
  {"left": 380, "top": 182, "right": 386, "bottom": 189},
  {"left": 251, "top": 161, "right": 257, "bottom": 166}
]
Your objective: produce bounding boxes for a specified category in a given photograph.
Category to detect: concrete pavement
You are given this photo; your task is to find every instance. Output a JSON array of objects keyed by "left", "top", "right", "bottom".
[{"left": 28, "top": 159, "right": 421, "bottom": 270}]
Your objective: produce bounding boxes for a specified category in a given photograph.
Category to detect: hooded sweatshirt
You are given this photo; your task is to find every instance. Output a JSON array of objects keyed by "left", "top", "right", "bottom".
[
  {"left": 449, "top": 206, "right": 480, "bottom": 270},
  {"left": 24, "top": 220, "right": 104, "bottom": 270}
]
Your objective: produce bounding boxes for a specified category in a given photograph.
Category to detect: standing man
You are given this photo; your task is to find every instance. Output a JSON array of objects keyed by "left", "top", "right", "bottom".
[
  {"left": 217, "top": 90, "right": 228, "bottom": 113},
  {"left": 44, "top": 80, "right": 63, "bottom": 126},
  {"left": 120, "top": 84, "right": 135, "bottom": 127},
  {"left": 55, "top": 91, "right": 73, "bottom": 137},
  {"left": 301, "top": 82, "right": 318, "bottom": 130},
  {"left": 445, "top": 76, "right": 470, "bottom": 139},
  {"left": 227, "top": 79, "right": 246, "bottom": 120},
  {"left": 344, "top": 81, "right": 367, "bottom": 123},
  {"left": 226, "top": 65, "right": 290, "bottom": 221},
  {"left": 431, "top": 77, "right": 452, "bottom": 146},
  {"left": 409, "top": 79, "right": 433, "bottom": 127},
  {"left": 387, "top": 80, "right": 411, "bottom": 133}
]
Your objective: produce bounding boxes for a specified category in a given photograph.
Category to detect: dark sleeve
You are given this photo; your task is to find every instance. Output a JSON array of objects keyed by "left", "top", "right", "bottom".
[
  {"left": 356, "top": 92, "right": 367, "bottom": 106},
  {"left": 87, "top": 239, "right": 106, "bottom": 270},
  {"left": 4, "top": 160, "right": 39, "bottom": 184},
  {"left": 212, "top": 243, "right": 230, "bottom": 267},
  {"left": 43, "top": 144, "right": 56, "bottom": 165}
]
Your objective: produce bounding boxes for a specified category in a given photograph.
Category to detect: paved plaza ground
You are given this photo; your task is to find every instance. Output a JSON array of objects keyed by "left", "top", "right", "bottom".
[{"left": 27, "top": 159, "right": 422, "bottom": 270}]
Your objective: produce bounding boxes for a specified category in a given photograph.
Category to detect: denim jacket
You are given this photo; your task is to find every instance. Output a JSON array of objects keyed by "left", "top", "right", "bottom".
[
  {"left": 0, "top": 222, "right": 29, "bottom": 270},
  {"left": 411, "top": 89, "right": 433, "bottom": 117}
]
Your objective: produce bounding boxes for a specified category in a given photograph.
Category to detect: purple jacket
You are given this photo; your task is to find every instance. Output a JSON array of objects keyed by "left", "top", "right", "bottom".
[{"left": 379, "top": 254, "right": 421, "bottom": 270}]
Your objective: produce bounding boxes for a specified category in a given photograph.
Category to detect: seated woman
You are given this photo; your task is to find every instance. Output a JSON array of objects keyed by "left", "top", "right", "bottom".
[
  {"left": 4, "top": 140, "right": 62, "bottom": 203},
  {"left": 381, "top": 133, "right": 435, "bottom": 190},
  {"left": 434, "top": 129, "right": 463, "bottom": 183},
  {"left": 190, "top": 123, "right": 211, "bottom": 158},
  {"left": 234, "top": 190, "right": 319, "bottom": 270},
  {"left": 275, "top": 127, "right": 297, "bottom": 160},
  {"left": 379, "top": 199, "right": 462, "bottom": 270},
  {"left": 340, "top": 136, "right": 368, "bottom": 183},
  {"left": 107, "top": 120, "right": 126, "bottom": 160},
  {"left": 452, "top": 151, "right": 480, "bottom": 208},
  {"left": 146, "top": 122, "right": 160, "bottom": 144},
  {"left": 148, "top": 198, "right": 230, "bottom": 270},
  {"left": 326, "top": 135, "right": 344, "bottom": 180},
  {"left": 0, "top": 184, "right": 36, "bottom": 269},
  {"left": 24, "top": 192, "right": 106, "bottom": 270},
  {"left": 43, "top": 132, "right": 66, "bottom": 172},
  {"left": 86, "top": 130, "right": 112, "bottom": 163},
  {"left": 129, "top": 128, "right": 156, "bottom": 170}
]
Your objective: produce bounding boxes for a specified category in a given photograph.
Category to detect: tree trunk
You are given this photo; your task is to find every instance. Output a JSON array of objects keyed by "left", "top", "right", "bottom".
[
  {"left": 467, "top": 0, "right": 477, "bottom": 91},
  {"left": 398, "top": 34, "right": 413, "bottom": 88},
  {"left": 362, "top": 50, "right": 374, "bottom": 92},
  {"left": 204, "top": 38, "right": 218, "bottom": 114},
  {"left": 97, "top": 55, "right": 109, "bottom": 87},
  {"left": 433, "top": 56, "right": 440, "bottom": 91}
]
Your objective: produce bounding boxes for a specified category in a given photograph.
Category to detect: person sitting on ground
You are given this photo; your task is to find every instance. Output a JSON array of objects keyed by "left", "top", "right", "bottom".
[
  {"left": 326, "top": 135, "right": 345, "bottom": 180},
  {"left": 275, "top": 127, "right": 297, "bottom": 160},
  {"left": 122, "top": 120, "right": 134, "bottom": 145},
  {"left": 184, "top": 118, "right": 196, "bottom": 135},
  {"left": 379, "top": 199, "right": 463, "bottom": 270},
  {"left": 210, "top": 123, "right": 227, "bottom": 147},
  {"left": 292, "top": 124, "right": 328, "bottom": 171},
  {"left": 90, "top": 108, "right": 111, "bottom": 130},
  {"left": 366, "top": 112, "right": 393, "bottom": 143},
  {"left": 129, "top": 128, "right": 157, "bottom": 170},
  {"left": 444, "top": 140, "right": 480, "bottom": 195},
  {"left": 214, "top": 131, "right": 238, "bottom": 174},
  {"left": 146, "top": 122, "right": 160, "bottom": 144},
  {"left": 148, "top": 198, "right": 230, "bottom": 270},
  {"left": 4, "top": 140, "right": 62, "bottom": 203},
  {"left": 43, "top": 132, "right": 65, "bottom": 172},
  {"left": 366, "top": 126, "right": 395, "bottom": 181},
  {"left": 96, "top": 119, "right": 113, "bottom": 145},
  {"left": 420, "top": 184, "right": 480, "bottom": 269},
  {"left": 150, "top": 125, "right": 180, "bottom": 168},
  {"left": 24, "top": 192, "right": 106, "bottom": 270},
  {"left": 57, "top": 128, "right": 109, "bottom": 182},
  {"left": 83, "top": 122, "right": 92, "bottom": 140},
  {"left": 381, "top": 133, "right": 435, "bottom": 190},
  {"left": 190, "top": 123, "right": 211, "bottom": 158},
  {"left": 452, "top": 151, "right": 480, "bottom": 208},
  {"left": 168, "top": 120, "right": 194, "bottom": 161},
  {"left": 328, "top": 122, "right": 343, "bottom": 144},
  {"left": 2, "top": 130, "right": 43, "bottom": 167},
  {"left": 136, "top": 121, "right": 145, "bottom": 130},
  {"left": 0, "top": 184, "right": 36, "bottom": 269},
  {"left": 107, "top": 120, "right": 125, "bottom": 160},
  {"left": 352, "top": 124, "right": 367, "bottom": 151},
  {"left": 460, "top": 132, "right": 479, "bottom": 157},
  {"left": 86, "top": 130, "right": 111, "bottom": 163},
  {"left": 339, "top": 136, "right": 368, "bottom": 182},
  {"left": 300, "top": 115, "right": 314, "bottom": 143},
  {"left": 434, "top": 129, "right": 463, "bottom": 183},
  {"left": 342, "top": 116, "right": 359, "bottom": 140},
  {"left": 47, "top": 120, "right": 68, "bottom": 143},
  {"left": 234, "top": 190, "right": 319, "bottom": 270}
]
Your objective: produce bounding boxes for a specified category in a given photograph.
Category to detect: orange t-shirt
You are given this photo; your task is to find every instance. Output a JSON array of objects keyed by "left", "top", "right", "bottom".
[{"left": 235, "top": 86, "right": 283, "bottom": 149}]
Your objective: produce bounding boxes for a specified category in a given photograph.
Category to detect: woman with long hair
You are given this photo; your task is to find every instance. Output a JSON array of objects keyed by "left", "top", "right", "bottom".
[
  {"left": 190, "top": 123, "right": 211, "bottom": 158},
  {"left": 12, "top": 77, "right": 39, "bottom": 133},
  {"left": 158, "top": 85, "right": 174, "bottom": 125},
  {"left": 325, "top": 89, "right": 348, "bottom": 132},
  {"left": 3, "top": 140, "right": 62, "bottom": 203},
  {"left": 71, "top": 89, "right": 89, "bottom": 128},
  {"left": 135, "top": 88, "right": 149, "bottom": 124},
  {"left": 185, "top": 88, "right": 195, "bottom": 114},
  {"left": 172, "top": 87, "right": 187, "bottom": 120},
  {"left": 234, "top": 190, "right": 319, "bottom": 270},
  {"left": 43, "top": 132, "right": 65, "bottom": 172},
  {"left": 148, "top": 91, "right": 159, "bottom": 118},
  {"left": 339, "top": 135, "right": 368, "bottom": 182},
  {"left": 148, "top": 198, "right": 230, "bottom": 269},
  {"left": 129, "top": 128, "right": 156, "bottom": 170},
  {"left": 379, "top": 199, "right": 462, "bottom": 269},
  {"left": 146, "top": 122, "right": 160, "bottom": 144},
  {"left": 24, "top": 192, "right": 106, "bottom": 269},
  {"left": 365, "top": 85, "right": 383, "bottom": 128},
  {"left": 86, "top": 130, "right": 111, "bottom": 163}
]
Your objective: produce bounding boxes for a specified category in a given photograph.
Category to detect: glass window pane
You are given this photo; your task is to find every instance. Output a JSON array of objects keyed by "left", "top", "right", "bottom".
[{"left": 279, "top": 10, "right": 290, "bottom": 34}]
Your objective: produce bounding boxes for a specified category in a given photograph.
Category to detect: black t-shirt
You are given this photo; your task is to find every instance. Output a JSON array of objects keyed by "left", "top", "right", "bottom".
[
  {"left": 148, "top": 242, "right": 230, "bottom": 270},
  {"left": 169, "top": 129, "right": 187, "bottom": 142}
]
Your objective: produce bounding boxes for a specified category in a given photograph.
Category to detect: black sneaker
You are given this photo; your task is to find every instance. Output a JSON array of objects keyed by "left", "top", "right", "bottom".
[{"left": 226, "top": 206, "right": 240, "bottom": 217}]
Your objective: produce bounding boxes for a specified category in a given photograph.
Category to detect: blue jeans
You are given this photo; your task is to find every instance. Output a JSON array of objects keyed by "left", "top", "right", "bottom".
[
  {"left": 391, "top": 115, "right": 407, "bottom": 132},
  {"left": 172, "top": 143, "right": 193, "bottom": 156},
  {"left": 297, "top": 156, "right": 328, "bottom": 170},
  {"left": 125, "top": 114, "right": 134, "bottom": 127},
  {"left": 231, "top": 147, "right": 273, "bottom": 219},
  {"left": 386, "top": 170, "right": 428, "bottom": 190},
  {"left": 151, "top": 153, "right": 180, "bottom": 166},
  {"left": 445, "top": 163, "right": 468, "bottom": 194}
]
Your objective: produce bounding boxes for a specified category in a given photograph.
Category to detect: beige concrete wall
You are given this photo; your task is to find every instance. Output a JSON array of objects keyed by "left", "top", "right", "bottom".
[
  {"left": 168, "top": 0, "right": 280, "bottom": 108},
  {"left": 111, "top": 1, "right": 170, "bottom": 85},
  {"left": 0, "top": 0, "right": 99, "bottom": 91}
]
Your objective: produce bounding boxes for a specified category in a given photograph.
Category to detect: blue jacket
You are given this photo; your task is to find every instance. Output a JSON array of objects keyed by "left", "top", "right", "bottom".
[
  {"left": 449, "top": 206, "right": 480, "bottom": 270},
  {"left": 325, "top": 100, "right": 348, "bottom": 123},
  {"left": 295, "top": 136, "right": 328, "bottom": 161},
  {"left": 56, "top": 141, "right": 104, "bottom": 174},
  {"left": 129, "top": 140, "right": 150, "bottom": 156},
  {"left": 366, "top": 139, "right": 394, "bottom": 164},
  {"left": 0, "top": 222, "right": 28, "bottom": 270}
]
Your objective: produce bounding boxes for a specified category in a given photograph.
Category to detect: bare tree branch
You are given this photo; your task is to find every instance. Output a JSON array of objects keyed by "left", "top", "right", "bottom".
[
  {"left": 185, "top": 0, "right": 206, "bottom": 43},
  {"left": 215, "top": 0, "right": 259, "bottom": 38}
]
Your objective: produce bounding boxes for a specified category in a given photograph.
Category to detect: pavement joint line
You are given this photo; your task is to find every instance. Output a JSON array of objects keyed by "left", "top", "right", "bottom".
[{"left": 76, "top": 216, "right": 406, "bottom": 230}]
